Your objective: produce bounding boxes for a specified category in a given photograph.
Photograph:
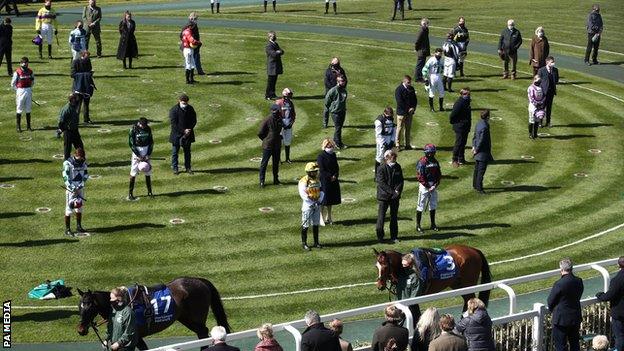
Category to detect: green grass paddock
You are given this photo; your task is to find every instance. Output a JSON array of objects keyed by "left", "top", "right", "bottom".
[{"left": 1, "top": 1, "right": 623, "bottom": 345}]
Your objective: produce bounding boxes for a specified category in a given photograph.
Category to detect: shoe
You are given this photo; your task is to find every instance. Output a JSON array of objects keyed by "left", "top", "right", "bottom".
[
  {"left": 585, "top": 61, "right": 591, "bottom": 66},
  {"left": 265, "top": 97, "right": 273, "bottom": 100},
  {"left": 302, "top": 243, "right": 311, "bottom": 251},
  {"left": 48, "top": 55, "right": 53, "bottom": 59},
  {"left": 502, "top": 75, "right": 509, "bottom": 79},
  {"left": 592, "top": 61, "right": 599, "bottom": 65},
  {"left": 452, "top": 161, "right": 459, "bottom": 168},
  {"left": 313, "top": 243, "right": 322, "bottom": 249},
  {"left": 417, "top": 226, "right": 424, "bottom": 233},
  {"left": 186, "top": 169, "right": 193, "bottom": 175},
  {"left": 477, "top": 190, "right": 487, "bottom": 195},
  {"left": 391, "top": 238, "right": 400, "bottom": 244},
  {"left": 405, "top": 145, "right": 413, "bottom": 150},
  {"left": 127, "top": 194, "right": 136, "bottom": 201},
  {"left": 259, "top": 182, "right": 265, "bottom": 188},
  {"left": 458, "top": 160, "right": 466, "bottom": 165},
  {"left": 197, "top": 71, "right": 206, "bottom": 75},
  {"left": 16, "top": 128, "right": 22, "bottom": 133},
  {"left": 173, "top": 169, "right": 179, "bottom": 175},
  {"left": 76, "top": 225, "right": 85, "bottom": 233},
  {"left": 511, "top": 76, "right": 516, "bottom": 80},
  {"left": 285, "top": 159, "right": 292, "bottom": 164},
  {"left": 27, "top": 127, "right": 33, "bottom": 132},
  {"left": 439, "top": 107, "right": 445, "bottom": 112},
  {"left": 64, "top": 228, "right": 74, "bottom": 237},
  {"left": 448, "top": 88, "right": 454, "bottom": 93},
  {"left": 430, "top": 225, "right": 439, "bottom": 232},
  {"left": 147, "top": 192, "right": 154, "bottom": 197},
  {"left": 84, "top": 119, "right": 92, "bottom": 124},
  {"left": 430, "top": 108, "right": 435, "bottom": 112},
  {"left": 274, "top": 180, "right": 281, "bottom": 185},
  {"left": 326, "top": 220, "right": 333, "bottom": 225}
]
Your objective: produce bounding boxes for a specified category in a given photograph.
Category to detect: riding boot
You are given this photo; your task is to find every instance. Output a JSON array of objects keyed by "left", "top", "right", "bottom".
[
  {"left": 312, "top": 225, "right": 321, "bottom": 248},
  {"left": 447, "top": 78, "right": 453, "bottom": 92},
  {"left": 284, "top": 146, "right": 291, "bottom": 162},
  {"left": 459, "top": 62, "right": 465, "bottom": 77},
  {"left": 185, "top": 69, "right": 191, "bottom": 84},
  {"left": 263, "top": 0, "right": 267, "bottom": 12},
  {"left": 211, "top": 3, "right": 214, "bottom": 13},
  {"left": 47, "top": 45, "right": 52, "bottom": 59},
  {"left": 528, "top": 123, "right": 534, "bottom": 139},
  {"left": 533, "top": 122, "right": 539, "bottom": 139},
  {"left": 217, "top": 3, "right": 220, "bottom": 13},
  {"left": 123, "top": 58, "right": 127, "bottom": 69},
  {"left": 191, "top": 70, "right": 196, "bottom": 83},
  {"left": 146, "top": 176, "right": 153, "bottom": 196},
  {"left": 332, "top": 2, "right": 337, "bottom": 13},
  {"left": 416, "top": 211, "right": 423, "bottom": 232},
  {"left": 430, "top": 210, "right": 438, "bottom": 231},
  {"left": 301, "top": 226, "right": 310, "bottom": 250},
  {"left": 26, "top": 113, "right": 32, "bottom": 131},
  {"left": 428, "top": 97, "right": 434, "bottom": 111},
  {"left": 272, "top": 0, "right": 276, "bottom": 12},
  {"left": 64, "top": 215, "right": 72, "bottom": 236},
  {"left": 83, "top": 101, "right": 90, "bottom": 123},
  {"left": 16, "top": 113, "right": 21, "bottom": 132},
  {"left": 128, "top": 176, "right": 136, "bottom": 200},
  {"left": 38, "top": 45, "right": 43, "bottom": 59},
  {"left": 439, "top": 98, "right": 445, "bottom": 111},
  {"left": 76, "top": 212, "right": 84, "bottom": 233},
  {"left": 443, "top": 76, "right": 447, "bottom": 91},
  {"left": 324, "top": 2, "right": 329, "bottom": 13}
]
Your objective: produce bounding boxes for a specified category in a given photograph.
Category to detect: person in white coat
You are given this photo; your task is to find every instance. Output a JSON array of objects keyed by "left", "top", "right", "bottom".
[
  {"left": 374, "top": 107, "right": 396, "bottom": 176},
  {"left": 298, "top": 162, "right": 324, "bottom": 251},
  {"left": 422, "top": 48, "right": 445, "bottom": 112}
]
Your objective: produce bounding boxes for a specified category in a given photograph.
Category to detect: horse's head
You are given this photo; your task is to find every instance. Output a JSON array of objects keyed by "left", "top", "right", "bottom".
[
  {"left": 77, "top": 288, "right": 99, "bottom": 336},
  {"left": 374, "top": 249, "right": 392, "bottom": 291}
]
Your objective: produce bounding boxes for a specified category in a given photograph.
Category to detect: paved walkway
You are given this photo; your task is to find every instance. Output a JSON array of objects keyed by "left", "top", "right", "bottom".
[{"left": 8, "top": 0, "right": 624, "bottom": 83}]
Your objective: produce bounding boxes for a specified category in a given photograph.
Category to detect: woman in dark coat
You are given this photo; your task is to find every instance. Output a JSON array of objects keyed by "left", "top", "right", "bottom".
[
  {"left": 116, "top": 11, "right": 138, "bottom": 69},
  {"left": 317, "top": 138, "right": 341, "bottom": 224},
  {"left": 455, "top": 297, "right": 495, "bottom": 351}
]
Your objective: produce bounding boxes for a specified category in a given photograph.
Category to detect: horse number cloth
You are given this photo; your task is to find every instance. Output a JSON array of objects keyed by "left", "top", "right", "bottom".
[
  {"left": 129, "top": 286, "right": 176, "bottom": 327},
  {"left": 412, "top": 249, "right": 459, "bottom": 281}
]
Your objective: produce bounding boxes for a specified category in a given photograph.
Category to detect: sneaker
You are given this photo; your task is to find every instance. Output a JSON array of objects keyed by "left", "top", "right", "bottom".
[
  {"left": 274, "top": 180, "right": 282, "bottom": 185},
  {"left": 592, "top": 61, "right": 599, "bottom": 65},
  {"left": 302, "top": 243, "right": 311, "bottom": 251},
  {"left": 430, "top": 225, "right": 439, "bottom": 232},
  {"left": 64, "top": 228, "right": 74, "bottom": 237},
  {"left": 417, "top": 226, "right": 424, "bottom": 233}
]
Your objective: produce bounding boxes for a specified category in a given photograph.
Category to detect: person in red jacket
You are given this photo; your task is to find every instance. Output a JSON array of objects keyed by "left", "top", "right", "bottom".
[
  {"left": 11, "top": 57, "right": 34, "bottom": 132},
  {"left": 181, "top": 22, "right": 201, "bottom": 84}
]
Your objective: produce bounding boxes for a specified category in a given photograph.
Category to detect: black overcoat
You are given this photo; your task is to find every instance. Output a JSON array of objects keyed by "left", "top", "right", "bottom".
[
  {"left": 317, "top": 150, "right": 341, "bottom": 205},
  {"left": 265, "top": 40, "right": 283, "bottom": 76},
  {"left": 116, "top": 19, "right": 138, "bottom": 60},
  {"left": 169, "top": 104, "right": 197, "bottom": 144}
]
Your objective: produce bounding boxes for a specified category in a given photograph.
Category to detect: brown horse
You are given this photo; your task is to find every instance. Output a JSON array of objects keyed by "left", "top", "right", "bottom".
[
  {"left": 374, "top": 244, "right": 491, "bottom": 320},
  {"left": 77, "top": 277, "right": 230, "bottom": 351}
]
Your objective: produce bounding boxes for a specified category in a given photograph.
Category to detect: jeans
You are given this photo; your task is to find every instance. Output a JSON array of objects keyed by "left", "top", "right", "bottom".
[
  {"left": 585, "top": 33, "right": 600, "bottom": 63},
  {"left": 266, "top": 74, "right": 278, "bottom": 98},
  {"left": 259, "top": 148, "right": 280, "bottom": 184},
  {"left": 503, "top": 51, "right": 518, "bottom": 76},
  {"left": 452, "top": 125, "right": 469, "bottom": 162},
  {"left": 376, "top": 199, "right": 399, "bottom": 241},
  {"left": 193, "top": 48, "right": 204, "bottom": 74},
  {"left": 415, "top": 55, "right": 426, "bottom": 81},
  {"left": 63, "top": 130, "right": 84, "bottom": 160},
  {"left": 552, "top": 324, "right": 580, "bottom": 351},
  {"left": 171, "top": 143, "right": 192, "bottom": 170},
  {"left": 473, "top": 160, "right": 488, "bottom": 191},
  {"left": 332, "top": 111, "right": 346, "bottom": 147}
]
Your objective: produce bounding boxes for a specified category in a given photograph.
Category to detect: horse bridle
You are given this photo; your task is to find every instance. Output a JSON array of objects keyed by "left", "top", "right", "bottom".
[
  {"left": 378, "top": 253, "right": 398, "bottom": 299},
  {"left": 82, "top": 296, "right": 109, "bottom": 350}
]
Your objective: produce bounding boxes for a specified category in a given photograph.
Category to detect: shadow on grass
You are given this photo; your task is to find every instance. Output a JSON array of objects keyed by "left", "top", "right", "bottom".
[
  {"left": 0, "top": 158, "right": 51, "bottom": 165},
  {"left": 488, "top": 185, "right": 561, "bottom": 193},
  {"left": 554, "top": 123, "right": 613, "bottom": 128},
  {"left": 139, "top": 65, "right": 180, "bottom": 70},
  {"left": 195, "top": 167, "right": 257, "bottom": 174},
  {"left": 0, "top": 176, "right": 34, "bottom": 182},
  {"left": 157, "top": 189, "right": 224, "bottom": 197},
  {"left": 433, "top": 145, "right": 471, "bottom": 152},
  {"left": 206, "top": 71, "right": 254, "bottom": 76},
  {"left": 95, "top": 119, "right": 162, "bottom": 126},
  {"left": 90, "top": 223, "right": 166, "bottom": 233},
  {"left": 541, "top": 134, "right": 595, "bottom": 140},
  {"left": 204, "top": 80, "right": 255, "bottom": 86},
  {"left": 492, "top": 159, "right": 538, "bottom": 165},
  {"left": 335, "top": 11, "right": 377, "bottom": 14},
  {"left": 13, "top": 310, "right": 78, "bottom": 322},
  {"left": 36, "top": 73, "right": 68, "bottom": 77},
  {"left": 346, "top": 143, "right": 376, "bottom": 149},
  {"left": 296, "top": 94, "right": 325, "bottom": 100},
  {"left": 472, "top": 107, "right": 499, "bottom": 112},
  {"left": 0, "top": 239, "right": 78, "bottom": 247},
  {"left": 440, "top": 223, "right": 511, "bottom": 230},
  {"left": 337, "top": 157, "right": 361, "bottom": 161},
  {"left": 420, "top": 231, "right": 477, "bottom": 240},
  {"left": 340, "top": 179, "right": 358, "bottom": 184},
  {"left": 0, "top": 212, "right": 36, "bottom": 219},
  {"left": 336, "top": 217, "right": 412, "bottom": 226},
  {"left": 470, "top": 73, "right": 502, "bottom": 78},
  {"left": 470, "top": 88, "right": 507, "bottom": 92},
  {"left": 324, "top": 238, "right": 386, "bottom": 248},
  {"left": 600, "top": 61, "right": 624, "bottom": 66},
  {"left": 89, "top": 160, "right": 130, "bottom": 168},
  {"left": 559, "top": 81, "right": 591, "bottom": 85},
  {"left": 343, "top": 124, "right": 373, "bottom": 129},
  {"left": 96, "top": 74, "right": 141, "bottom": 78}
]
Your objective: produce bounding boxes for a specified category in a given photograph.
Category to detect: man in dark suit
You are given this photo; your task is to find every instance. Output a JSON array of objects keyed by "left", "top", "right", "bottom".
[
  {"left": 0, "top": 17, "right": 12, "bottom": 76},
  {"left": 414, "top": 18, "right": 430, "bottom": 82},
  {"left": 596, "top": 256, "right": 624, "bottom": 351},
  {"left": 449, "top": 87, "right": 471, "bottom": 167},
  {"left": 207, "top": 326, "right": 240, "bottom": 351},
  {"left": 584, "top": 4, "right": 603, "bottom": 65},
  {"left": 547, "top": 258, "right": 584, "bottom": 351},
  {"left": 265, "top": 30, "right": 283, "bottom": 100},
  {"left": 375, "top": 149, "right": 404, "bottom": 243},
  {"left": 301, "top": 310, "right": 341, "bottom": 351},
  {"left": 169, "top": 94, "right": 197, "bottom": 175},
  {"left": 498, "top": 19, "right": 522, "bottom": 79},
  {"left": 257, "top": 104, "right": 283, "bottom": 187},
  {"left": 394, "top": 75, "right": 417, "bottom": 150},
  {"left": 471, "top": 109, "right": 493, "bottom": 194},
  {"left": 537, "top": 56, "right": 559, "bottom": 127}
]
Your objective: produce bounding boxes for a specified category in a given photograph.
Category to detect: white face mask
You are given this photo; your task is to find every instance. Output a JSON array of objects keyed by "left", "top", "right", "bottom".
[
  {"left": 388, "top": 161, "right": 396, "bottom": 167},
  {"left": 324, "top": 147, "right": 334, "bottom": 154},
  {"left": 179, "top": 102, "right": 188, "bottom": 108},
  {"left": 549, "top": 62, "right": 555, "bottom": 68},
  {"left": 538, "top": 32, "right": 544, "bottom": 38},
  {"left": 508, "top": 25, "right": 514, "bottom": 30}
]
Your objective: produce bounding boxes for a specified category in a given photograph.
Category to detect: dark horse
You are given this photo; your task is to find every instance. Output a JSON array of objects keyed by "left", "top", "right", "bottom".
[
  {"left": 374, "top": 244, "right": 491, "bottom": 320},
  {"left": 77, "top": 277, "right": 230, "bottom": 350}
]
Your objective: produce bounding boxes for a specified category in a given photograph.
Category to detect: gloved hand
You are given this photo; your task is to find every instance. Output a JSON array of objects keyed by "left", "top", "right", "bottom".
[{"left": 36, "top": 30, "right": 41, "bottom": 35}]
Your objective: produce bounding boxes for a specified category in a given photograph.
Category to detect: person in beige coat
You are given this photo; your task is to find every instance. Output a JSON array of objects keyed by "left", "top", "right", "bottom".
[{"left": 529, "top": 26, "right": 549, "bottom": 75}]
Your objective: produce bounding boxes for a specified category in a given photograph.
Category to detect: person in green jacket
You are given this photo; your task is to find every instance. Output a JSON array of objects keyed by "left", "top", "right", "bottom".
[
  {"left": 105, "top": 287, "right": 137, "bottom": 351},
  {"left": 396, "top": 253, "right": 426, "bottom": 323},
  {"left": 82, "top": 0, "right": 102, "bottom": 57},
  {"left": 323, "top": 75, "right": 347, "bottom": 149}
]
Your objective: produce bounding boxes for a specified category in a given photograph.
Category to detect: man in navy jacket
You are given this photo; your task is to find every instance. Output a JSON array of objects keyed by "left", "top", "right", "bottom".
[
  {"left": 547, "top": 258, "right": 584, "bottom": 351},
  {"left": 596, "top": 256, "right": 624, "bottom": 351}
]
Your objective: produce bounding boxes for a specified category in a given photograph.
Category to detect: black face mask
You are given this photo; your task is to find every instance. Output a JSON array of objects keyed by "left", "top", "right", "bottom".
[
  {"left": 45, "top": 5, "right": 51, "bottom": 9},
  {"left": 78, "top": 25, "right": 83, "bottom": 30}
]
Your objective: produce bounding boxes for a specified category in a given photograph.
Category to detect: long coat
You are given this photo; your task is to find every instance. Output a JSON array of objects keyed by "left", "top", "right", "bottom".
[
  {"left": 596, "top": 269, "right": 624, "bottom": 320},
  {"left": 529, "top": 35, "right": 549, "bottom": 69},
  {"left": 371, "top": 321, "right": 409, "bottom": 351},
  {"left": 472, "top": 120, "right": 493, "bottom": 162},
  {"left": 414, "top": 26, "right": 430, "bottom": 58},
  {"left": 266, "top": 40, "right": 283, "bottom": 76},
  {"left": 116, "top": 19, "right": 138, "bottom": 60},
  {"left": 547, "top": 273, "right": 584, "bottom": 327},
  {"left": 317, "top": 150, "right": 341, "bottom": 205},
  {"left": 300, "top": 323, "right": 341, "bottom": 351},
  {"left": 455, "top": 309, "right": 495, "bottom": 351},
  {"left": 258, "top": 114, "right": 283, "bottom": 150},
  {"left": 169, "top": 104, "right": 197, "bottom": 144}
]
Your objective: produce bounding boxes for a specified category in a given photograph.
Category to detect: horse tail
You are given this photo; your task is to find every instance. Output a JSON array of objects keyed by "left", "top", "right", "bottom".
[
  {"left": 476, "top": 249, "right": 492, "bottom": 307},
  {"left": 199, "top": 278, "right": 231, "bottom": 333}
]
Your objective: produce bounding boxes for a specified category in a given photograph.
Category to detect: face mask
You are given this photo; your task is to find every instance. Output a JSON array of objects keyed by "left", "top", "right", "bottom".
[
  {"left": 508, "top": 25, "right": 514, "bottom": 30},
  {"left": 549, "top": 63, "right": 555, "bottom": 68},
  {"left": 463, "top": 95, "right": 471, "bottom": 101},
  {"left": 45, "top": 5, "right": 51, "bottom": 9},
  {"left": 179, "top": 102, "right": 187, "bottom": 108},
  {"left": 537, "top": 32, "right": 544, "bottom": 38},
  {"left": 388, "top": 161, "right": 396, "bottom": 167},
  {"left": 21, "top": 63, "right": 27, "bottom": 68},
  {"left": 435, "top": 54, "right": 441, "bottom": 59},
  {"left": 534, "top": 80, "right": 541, "bottom": 85},
  {"left": 78, "top": 25, "right": 83, "bottom": 30}
]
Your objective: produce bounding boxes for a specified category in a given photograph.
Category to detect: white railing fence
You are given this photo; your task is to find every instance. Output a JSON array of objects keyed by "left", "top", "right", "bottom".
[{"left": 148, "top": 257, "right": 619, "bottom": 351}]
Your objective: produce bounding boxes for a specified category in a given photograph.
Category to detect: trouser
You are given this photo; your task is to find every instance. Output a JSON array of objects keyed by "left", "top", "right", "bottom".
[
  {"left": 452, "top": 126, "right": 469, "bottom": 162},
  {"left": 391, "top": 0, "right": 404, "bottom": 20},
  {"left": 266, "top": 74, "right": 278, "bottom": 98},
  {"left": 0, "top": 46, "right": 11, "bottom": 75},
  {"left": 63, "top": 130, "right": 84, "bottom": 160},
  {"left": 473, "top": 160, "right": 488, "bottom": 191},
  {"left": 503, "top": 51, "right": 518, "bottom": 76},
  {"left": 612, "top": 318, "right": 624, "bottom": 351},
  {"left": 395, "top": 113, "right": 413, "bottom": 148},
  {"left": 415, "top": 55, "right": 426, "bottom": 81},
  {"left": 544, "top": 93, "right": 555, "bottom": 125},
  {"left": 332, "top": 111, "right": 346, "bottom": 147},
  {"left": 122, "top": 57, "right": 133, "bottom": 68},
  {"left": 85, "top": 29, "right": 102, "bottom": 56},
  {"left": 376, "top": 199, "right": 399, "bottom": 241},
  {"left": 193, "top": 47, "right": 204, "bottom": 74},
  {"left": 171, "top": 143, "right": 192, "bottom": 170},
  {"left": 552, "top": 324, "right": 580, "bottom": 351},
  {"left": 585, "top": 33, "right": 600, "bottom": 63},
  {"left": 259, "top": 148, "right": 280, "bottom": 184},
  {"left": 76, "top": 94, "right": 91, "bottom": 122}
]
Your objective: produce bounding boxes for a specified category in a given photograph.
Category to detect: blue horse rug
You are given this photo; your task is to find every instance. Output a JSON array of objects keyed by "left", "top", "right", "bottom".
[
  {"left": 128, "top": 285, "right": 176, "bottom": 328},
  {"left": 411, "top": 248, "right": 459, "bottom": 281}
]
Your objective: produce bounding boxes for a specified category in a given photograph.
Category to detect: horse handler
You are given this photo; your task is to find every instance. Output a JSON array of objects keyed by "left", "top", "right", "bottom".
[
  {"left": 105, "top": 287, "right": 138, "bottom": 351},
  {"left": 298, "top": 162, "right": 324, "bottom": 251}
]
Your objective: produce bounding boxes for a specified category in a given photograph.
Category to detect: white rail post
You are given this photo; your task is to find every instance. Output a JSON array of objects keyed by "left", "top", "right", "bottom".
[
  {"left": 497, "top": 283, "right": 517, "bottom": 315},
  {"left": 395, "top": 303, "right": 414, "bottom": 341},
  {"left": 532, "top": 303, "right": 546, "bottom": 351},
  {"left": 590, "top": 264, "right": 611, "bottom": 292},
  {"left": 283, "top": 324, "right": 302, "bottom": 351}
]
